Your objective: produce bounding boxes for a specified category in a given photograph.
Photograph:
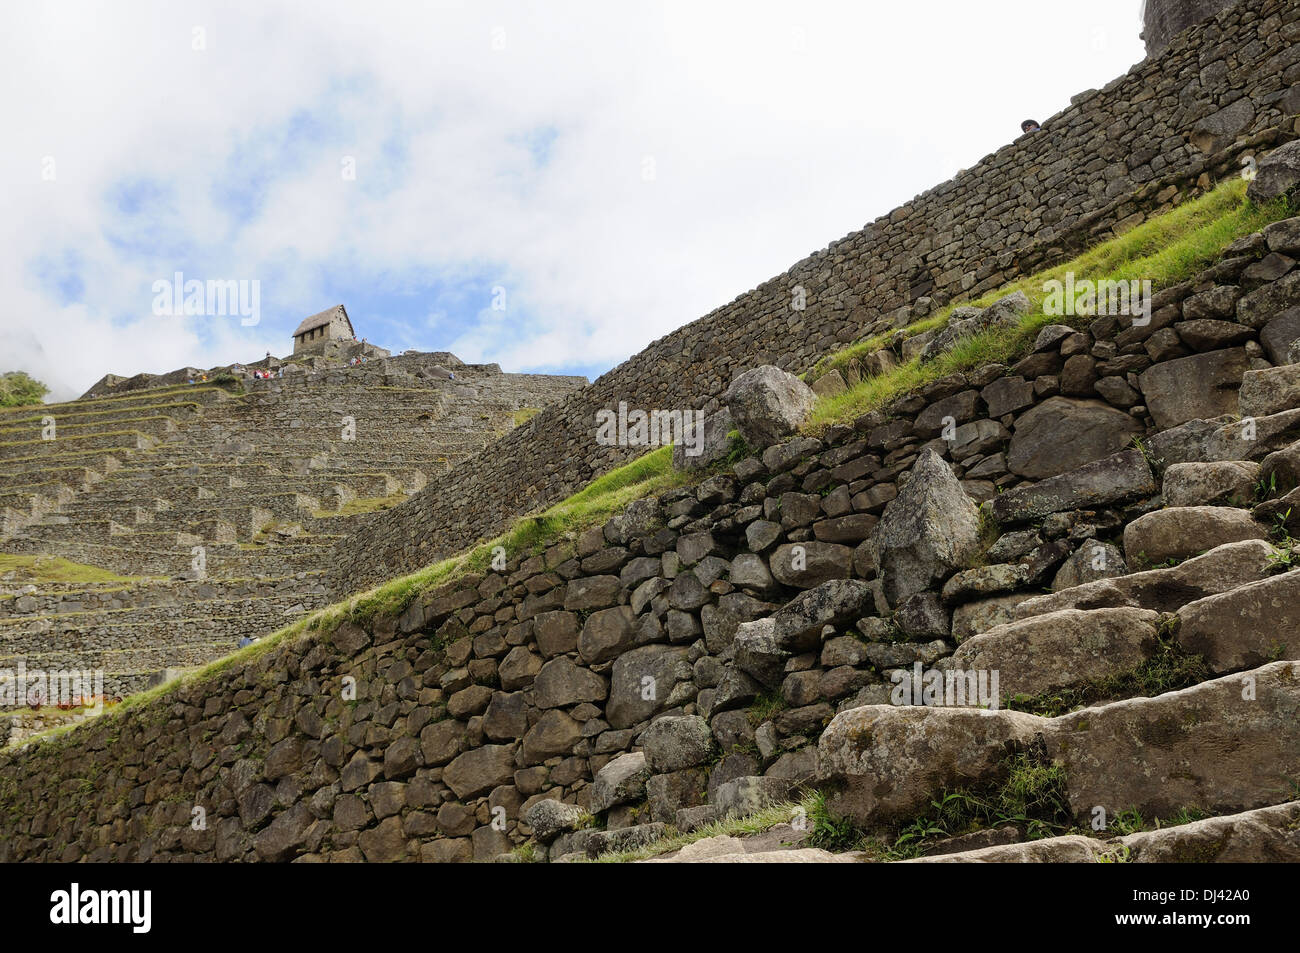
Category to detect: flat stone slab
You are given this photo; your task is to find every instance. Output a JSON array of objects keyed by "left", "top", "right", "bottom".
[
  {"left": 1162, "top": 461, "right": 1258, "bottom": 507},
  {"left": 1005, "top": 397, "right": 1144, "bottom": 479},
  {"left": 1119, "top": 801, "right": 1300, "bottom": 862},
  {"left": 1137, "top": 348, "right": 1247, "bottom": 430},
  {"left": 989, "top": 449, "right": 1154, "bottom": 524},
  {"left": 1014, "top": 539, "right": 1276, "bottom": 618},
  {"left": 1176, "top": 570, "right": 1300, "bottom": 674},
  {"left": 901, "top": 835, "right": 1103, "bottom": 863}
]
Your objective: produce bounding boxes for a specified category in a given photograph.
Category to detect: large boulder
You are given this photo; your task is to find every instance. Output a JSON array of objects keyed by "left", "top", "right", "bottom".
[
  {"left": 1122, "top": 506, "right": 1267, "bottom": 568},
  {"left": 817, "top": 706, "right": 1044, "bottom": 825},
  {"left": 1006, "top": 397, "right": 1144, "bottom": 479},
  {"left": 1043, "top": 662, "right": 1300, "bottom": 821},
  {"left": 951, "top": 607, "right": 1162, "bottom": 699},
  {"left": 1176, "top": 571, "right": 1300, "bottom": 673},
  {"left": 1247, "top": 140, "right": 1300, "bottom": 204},
  {"left": 724, "top": 365, "right": 817, "bottom": 449},
  {"left": 875, "top": 449, "right": 981, "bottom": 607},
  {"left": 1137, "top": 348, "right": 1248, "bottom": 429}
]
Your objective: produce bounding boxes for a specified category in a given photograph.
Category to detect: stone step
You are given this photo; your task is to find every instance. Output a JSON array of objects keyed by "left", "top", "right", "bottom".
[
  {"left": 818, "top": 660, "right": 1300, "bottom": 829},
  {"left": 1148, "top": 407, "right": 1300, "bottom": 466},
  {"left": 948, "top": 606, "right": 1164, "bottom": 701},
  {"left": 902, "top": 801, "right": 1300, "bottom": 862},
  {"left": 952, "top": 566, "right": 1300, "bottom": 702},
  {"left": 1012, "top": 538, "right": 1277, "bottom": 618},
  {"left": 0, "top": 386, "right": 228, "bottom": 422},
  {"left": 0, "top": 640, "right": 249, "bottom": 676},
  {"left": 988, "top": 448, "right": 1155, "bottom": 524},
  {"left": 0, "top": 576, "right": 320, "bottom": 618},
  {"left": 0, "top": 465, "right": 104, "bottom": 493},
  {"left": 1176, "top": 569, "right": 1300, "bottom": 674},
  {"left": 1239, "top": 362, "right": 1300, "bottom": 418},
  {"left": 1121, "top": 504, "right": 1268, "bottom": 568},
  {"left": 0, "top": 453, "right": 124, "bottom": 478}
]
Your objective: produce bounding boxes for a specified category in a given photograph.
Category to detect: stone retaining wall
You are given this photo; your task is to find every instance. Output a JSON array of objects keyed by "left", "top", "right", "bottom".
[{"left": 5, "top": 217, "right": 1299, "bottom": 861}]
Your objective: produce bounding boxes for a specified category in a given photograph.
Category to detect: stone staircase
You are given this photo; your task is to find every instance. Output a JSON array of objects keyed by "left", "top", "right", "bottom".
[{"left": 804, "top": 359, "right": 1300, "bottom": 861}]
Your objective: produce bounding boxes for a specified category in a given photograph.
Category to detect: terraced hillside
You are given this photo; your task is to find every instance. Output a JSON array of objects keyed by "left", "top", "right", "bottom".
[
  {"left": 3, "top": 0, "right": 1300, "bottom": 865},
  {"left": 3, "top": 172, "right": 1300, "bottom": 862},
  {"left": 0, "top": 353, "right": 585, "bottom": 707}
]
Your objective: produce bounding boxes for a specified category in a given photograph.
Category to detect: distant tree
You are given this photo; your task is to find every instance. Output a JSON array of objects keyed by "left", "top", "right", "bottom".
[{"left": 0, "top": 371, "right": 49, "bottom": 407}]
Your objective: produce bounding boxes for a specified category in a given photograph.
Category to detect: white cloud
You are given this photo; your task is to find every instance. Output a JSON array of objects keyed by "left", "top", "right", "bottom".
[{"left": 0, "top": 0, "right": 1147, "bottom": 400}]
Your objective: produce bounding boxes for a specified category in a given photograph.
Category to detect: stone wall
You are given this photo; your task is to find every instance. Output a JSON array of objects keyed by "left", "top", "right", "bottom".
[
  {"left": 1144, "top": 0, "right": 1238, "bottom": 56},
  {"left": 6, "top": 215, "right": 1300, "bottom": 861},
  {"left": 330, "top": 0, "right": 1300, "bottom": 597}
]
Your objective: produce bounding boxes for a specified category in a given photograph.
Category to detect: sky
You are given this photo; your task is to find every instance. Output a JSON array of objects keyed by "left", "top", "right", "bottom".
[{"left": 0, "top": 1, "right": 1148, "bottom": 402}]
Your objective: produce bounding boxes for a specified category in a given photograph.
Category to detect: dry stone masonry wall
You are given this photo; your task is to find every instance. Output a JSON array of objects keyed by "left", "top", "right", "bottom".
[{"left": 7, "top": 211, "right": 1300, "bottom": 860}]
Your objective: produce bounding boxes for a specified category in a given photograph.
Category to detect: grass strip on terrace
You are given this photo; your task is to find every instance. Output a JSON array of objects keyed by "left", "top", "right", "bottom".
[
  {"left": 0, "top": 554, "right": 143, "bottom": 585},
  {"left": 806, "top": 180, "right": 1294, "bottom": 426}
]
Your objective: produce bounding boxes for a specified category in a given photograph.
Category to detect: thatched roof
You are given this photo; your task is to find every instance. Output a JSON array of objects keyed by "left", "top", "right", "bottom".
[{"left": 293, "top": 304, "right": 353, "bottom": 338}]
